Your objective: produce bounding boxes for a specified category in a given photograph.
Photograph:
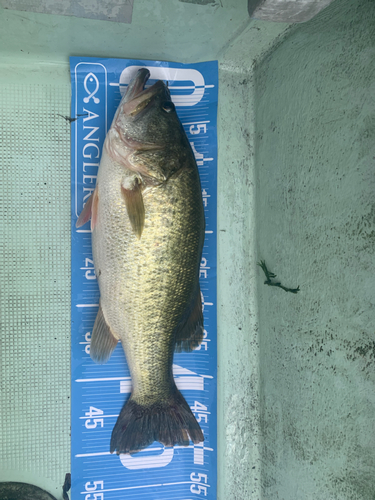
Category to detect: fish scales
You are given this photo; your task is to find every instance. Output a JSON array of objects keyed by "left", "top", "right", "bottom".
[{"left": 95, "top": 152, "right": 203, "bottom": 400}]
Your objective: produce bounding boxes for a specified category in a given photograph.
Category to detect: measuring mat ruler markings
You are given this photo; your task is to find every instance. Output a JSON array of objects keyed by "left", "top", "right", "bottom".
[{"left": 70, "top": 57, "right": 218, "bottom": 500}]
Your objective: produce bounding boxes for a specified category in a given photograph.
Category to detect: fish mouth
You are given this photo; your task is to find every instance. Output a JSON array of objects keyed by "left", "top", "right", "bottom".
[{"left": 123, "top": 69, "right": 166, "bottom": 117}]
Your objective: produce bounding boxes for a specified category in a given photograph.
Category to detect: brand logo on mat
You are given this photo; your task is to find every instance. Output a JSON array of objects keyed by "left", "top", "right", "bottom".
[
  {"left": 74, "top": 62, "right": 108, "bottom": 219},
  {"left": 83, "top": 72, "right": 100, "bottom": 104}
]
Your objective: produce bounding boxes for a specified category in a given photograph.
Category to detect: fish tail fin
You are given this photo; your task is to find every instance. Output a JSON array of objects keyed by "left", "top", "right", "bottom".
[{"left": 110, "top": 386, "right": 204, "bottom": 454}]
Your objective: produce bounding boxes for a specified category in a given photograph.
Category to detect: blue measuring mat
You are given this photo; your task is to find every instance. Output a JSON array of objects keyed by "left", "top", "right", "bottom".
[{"left": 70, "top": 57, "right": 218, "bottom": 500}]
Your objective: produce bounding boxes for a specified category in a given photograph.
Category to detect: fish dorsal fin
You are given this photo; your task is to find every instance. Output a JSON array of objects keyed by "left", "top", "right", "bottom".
[
  {"left": 90, "top": 302, "right": 119, "bottom": 364},
  {"left": 174, "top": 284, "right": 204, "bottom": 352},
  {"left": 121, "top": 176, "right": 145, "bottom": 238},
  {"left": 76, "top": 187, "right": 99, "bottom": 230}
]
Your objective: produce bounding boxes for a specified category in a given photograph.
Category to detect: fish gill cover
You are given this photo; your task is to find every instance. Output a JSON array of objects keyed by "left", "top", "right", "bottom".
[{"left": 70, "top": 57, "right": 217, "bottom": 500}]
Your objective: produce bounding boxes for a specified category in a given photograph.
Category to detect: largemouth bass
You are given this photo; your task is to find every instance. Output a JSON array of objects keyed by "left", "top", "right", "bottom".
[{"left": 76, "top": 68, "right": 205, "bottom": 454}]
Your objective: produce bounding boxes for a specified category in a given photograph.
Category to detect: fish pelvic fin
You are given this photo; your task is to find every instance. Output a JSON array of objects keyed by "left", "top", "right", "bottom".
[
  {"left": 121, "top": 176, "right": 145, "bottom": 238},
  {"left": 90, "top": 302, "right": 119, "bottom": 364},
  {"left": 76, "top": 187, "right": 99, "bottom": 230},
  {"left": 174, "top": 284, "right": 204, "bottom": 352},
  {"left": 110, "top": 386, "right": 204, "bottom": 454}
]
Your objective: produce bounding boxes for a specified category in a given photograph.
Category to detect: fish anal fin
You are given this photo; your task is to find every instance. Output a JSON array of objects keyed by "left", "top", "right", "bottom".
[
  {"left": 175, "top": 285, "right": 204, "bottom": 353},
  {"left": 90, "top": 302, "right": 119, "bottom": 364},
  {"left": 121, "top": 177, "right": 145, "bottom": 238}
]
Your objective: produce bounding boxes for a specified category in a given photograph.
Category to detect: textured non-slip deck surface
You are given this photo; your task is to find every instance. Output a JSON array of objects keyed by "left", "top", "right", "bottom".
[{"left": 0, "top": 84, "right": 71, "bottom": 493}]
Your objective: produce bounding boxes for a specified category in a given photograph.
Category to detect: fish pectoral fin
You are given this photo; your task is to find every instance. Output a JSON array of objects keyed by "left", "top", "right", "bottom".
[
  {"left": 76, "top": 187, "right": 99, "bottom": 229},
  {"left": 174, "top": 284, "right": 204, "bottom": 352},
  {"left": 121, "top": 176, "right": 145, "bottom": 238},
  {"left": 90, "top": 302, "right": 119, "bottom": 364}
]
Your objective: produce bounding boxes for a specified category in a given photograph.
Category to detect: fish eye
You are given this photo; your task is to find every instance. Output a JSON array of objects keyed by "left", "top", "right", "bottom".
[{"left": 162, "top": 101, "right": 175, "bottom": 113}]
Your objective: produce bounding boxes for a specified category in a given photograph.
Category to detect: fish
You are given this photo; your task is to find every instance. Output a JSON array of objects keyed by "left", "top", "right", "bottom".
[{"left": 76, "top": 68, "right": 205, "bottom": 454}]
